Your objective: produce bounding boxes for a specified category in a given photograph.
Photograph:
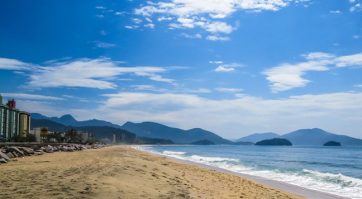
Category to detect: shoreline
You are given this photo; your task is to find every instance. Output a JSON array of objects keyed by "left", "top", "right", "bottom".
[
  {"left": 134, "top": 145, "right": 347, "bottom": 199},
  {"left": 173, "top": 158, "right": 346, "bottom": 199},
  {"left": 1, "top": 145, "right": 303, "bottom": 199}
]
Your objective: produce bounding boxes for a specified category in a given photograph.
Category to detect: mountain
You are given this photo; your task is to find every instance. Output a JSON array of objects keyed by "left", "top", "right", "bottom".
[
  {"left": 50, "top": 114, "right": 77, "bottom": 126},
  {"left": 121, "top": 122, "right": 232, "bottom": 144},
  {"left": 30, "top": 118, "right": 173, "bottom": 144},
  {"left": 31, "top": 114, "right": 231, "bottom": 144},
  {"left": 31, "top": 113, "right": 121, "bottom": 128},
  {"left": 31, "top": 119, "right": 69, "bottom": 132},
  {"left": 255, "top": 138, "right": 292, "bottom": 146},
  {"left": 281, "top": 128, "right": 362, "bottom": 146},
  {"left": 31, "top": 113, "right": 49, "bottom": 120},
  {"left": 191, "top": 139, "right": 215, "bottom": 145},
  {"left": 236, "top": 132, "right": 279, "bottom": 143}
]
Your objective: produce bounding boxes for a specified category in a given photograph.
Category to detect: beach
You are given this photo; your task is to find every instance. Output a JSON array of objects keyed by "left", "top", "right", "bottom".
[{"left": 0, "top": 145, "right": 303, "bottom": 199}]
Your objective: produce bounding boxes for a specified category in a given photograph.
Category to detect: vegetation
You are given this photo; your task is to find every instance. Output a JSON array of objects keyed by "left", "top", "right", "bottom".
[
  {"left": 255, "top": 138, "right": 292, "bottom": 146},
  {"left": 323, "top": 141, "right": 341, "bottom": 146}
]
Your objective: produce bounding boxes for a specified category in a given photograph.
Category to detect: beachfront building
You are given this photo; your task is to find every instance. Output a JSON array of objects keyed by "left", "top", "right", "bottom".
[
  {"left": 0, "top": 95, "right": 31, "bottom": 141},
  {"left": 30, "top": 127, "right": 51, "bottom": 143},
  {"left": 19, "top": 111, "right": 31, "bottom": 138}
]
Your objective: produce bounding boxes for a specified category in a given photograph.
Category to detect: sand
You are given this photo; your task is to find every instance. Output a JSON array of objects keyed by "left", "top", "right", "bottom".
[{"left": 0, "top": 145, "right": 303, "bottom": 199}]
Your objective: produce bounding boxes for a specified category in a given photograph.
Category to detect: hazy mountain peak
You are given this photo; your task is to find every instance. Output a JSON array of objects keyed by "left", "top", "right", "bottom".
[
  {"left": 59, "top": 114, "right": 77, "bottom": 122},
  {"left": 121, "top": 121, "right": 231, "bottom": 144},
  {"left": 282, "top": 128, "right": 362, "bottom": 146},
  {"left": 237, "top": 132, "right": 279, "bottom": 143}
]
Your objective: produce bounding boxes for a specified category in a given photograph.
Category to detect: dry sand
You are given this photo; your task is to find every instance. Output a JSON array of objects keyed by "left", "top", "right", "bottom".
[{"left": 0, "top": 145, "right": 303, "bottom": 199}]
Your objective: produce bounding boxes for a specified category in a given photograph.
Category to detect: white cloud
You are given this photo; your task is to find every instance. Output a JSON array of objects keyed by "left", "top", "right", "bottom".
[
  {"left": 125, "top": 25, "right": 139, "bottom": 29},
  {"left": 209, "top": 61, "right": 223, "bottom": 64},
  {"left": 264, "top": 61, "right": 330, "bottom": 92},
  {"left": 303, "top": 52, "right": 335, "bottom": 60},
  {"left": 132, "top": 18, "right": 143, "bottom": 24},
  {"left": 215, "top": 87, "right": 244, "bottom": 93},
  {"left": 264, "top": 52, "right": 362, "bottom": 92},
  {"left": 349, "top": 0, "right": 361, "bottom": 12},
  {"left": 131, "top": 85, "right": 169, "bottom": 93},
  {"left": 93, "top": 41, "right": 117, "bottom": 48},
  {"left": 158, "top": 16, "right": 173, "bottom": 21},
  {"left": 0, "top": 58, "right": 33, "bottom": 70},
  {"left": 335, "top": 53, "right": 362, "bottom": 67},
  {"left": 204, "top": 21, "right": 233, "bottom": 34},
  {"left": 187, "top": 88, "right": 212, "bottom": 94},
  {"left": 149, "top": 75, "right": 175, "bottom": 84},
  {"left": 134, "top": 0, "right": 304, "bottom": 40},
  {"left": 329, "top": 10, "right": 341, "bottom": 14},
  {"left": 144, "top": 23, "right": 155, "bottom": 28},
  {"left": 115, "top": 11, "right": 126, "bottom": 16},
  {"left": 94, "top": 91, "right": 362, "bottom": 138},
  {"left": 0, "top": 57, "right": 175, "bottom": 89},
  {"left": 1, "top": 93, "right": 64, "bottom": 101},
  {"left": 215, "top": 65, "right": 235, "bottom": 72},
  {"left": 135, "top": 0, "right": 293, "bottom": 18},
  {"left": 206, "top": 35, "right": 230, "bottom": 41},
  {"left": 15, "top": 90, "right": 362, "bottom": 138},
  {"left": 95, "top": 6, "right": 106, "bottom": 10},
  {"left": 103, "top": 92, "right": 202, "bottom": 109},
  {"left": 131, "top": 85, "right": 211, "bottom": 94},
  {"left": 214, "top": 63, "right": 244, "bottom": 72},
  {"left": 354, "top": 84, "right": 362, "bottom": 88},
  {"left": 180, "top": 33, "right": 202, "bottom": 39}
]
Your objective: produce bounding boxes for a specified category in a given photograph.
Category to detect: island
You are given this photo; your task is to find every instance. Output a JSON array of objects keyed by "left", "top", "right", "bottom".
[
  {"left": 255, "top": 138, "right": 292, "bottom": 146},
  {"left": 323, "top": 141, "right": 341, "bottom": 146}
]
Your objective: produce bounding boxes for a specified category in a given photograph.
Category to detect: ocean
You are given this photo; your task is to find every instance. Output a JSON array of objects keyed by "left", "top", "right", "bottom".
[{"left": 137, "top": 145, "right": 362, "bottom": 199}]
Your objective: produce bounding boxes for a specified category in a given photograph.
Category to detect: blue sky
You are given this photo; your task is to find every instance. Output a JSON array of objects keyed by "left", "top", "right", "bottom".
[{"left": 0, "top": 0, "right": 362, "bottom": 138}]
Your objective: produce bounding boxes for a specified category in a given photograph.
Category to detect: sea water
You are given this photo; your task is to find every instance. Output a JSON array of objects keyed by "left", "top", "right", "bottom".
[{"left": 137, "top": 145, "right": 362, "bottom": 199}]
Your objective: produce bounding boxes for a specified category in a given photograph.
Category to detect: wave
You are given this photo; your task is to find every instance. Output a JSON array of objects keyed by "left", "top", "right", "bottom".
[
  {"left": 303, "top": 169, "right": 362, "bottom": 188},
  {"left": 189, "top": 155, "right": 239, "bottom": 163},
  {"left": 139, "top": 147, "right": 362, "bottom": 199},
  {"left": 163, "top": 150, "right": 186, "bottom": 155}
]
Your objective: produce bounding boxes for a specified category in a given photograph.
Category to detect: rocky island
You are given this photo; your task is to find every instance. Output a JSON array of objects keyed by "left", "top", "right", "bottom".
[
  {"left": 255, "top": 138, "right": 293, "bottom": 146},
  {"left": 323, "top": 141, "right": 341, "bottom": 146}
]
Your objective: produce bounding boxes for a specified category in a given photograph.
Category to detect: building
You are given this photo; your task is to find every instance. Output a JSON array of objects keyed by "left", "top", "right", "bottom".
[
  {"left": 19, "top": 111, "right": 31, "bottom": 138},
  {"left": 30, "top": 127, "right": 51, "bottom": 143},
  {"left": 80, "top": 132, "right": 89, "bottom": 143},
  {"left": 0, "top": 95, "right": 31, "bottom": 141}
]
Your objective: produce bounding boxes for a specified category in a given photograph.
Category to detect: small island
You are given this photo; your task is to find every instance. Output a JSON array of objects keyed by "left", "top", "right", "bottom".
[
  {"left": 323, "top": 141, "right": 341, "bottom": 146},
  {"left": 255, "top": 138, "right": 292, "bottom": 146}
]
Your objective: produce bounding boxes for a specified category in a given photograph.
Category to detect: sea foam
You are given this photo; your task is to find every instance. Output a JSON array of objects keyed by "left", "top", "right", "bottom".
[{"left": 140, "top": 147, "right": 362, "bottom": 199}]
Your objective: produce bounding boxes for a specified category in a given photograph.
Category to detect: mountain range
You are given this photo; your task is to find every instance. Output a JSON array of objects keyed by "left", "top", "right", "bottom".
[
  {"left": 30, "top": 118, "right": 173, "bottom": 145},
  {"left": 31, "top": 113, "right": 120, "bottom": 128},
  {"left": 31, "top": 113, "right": 231, "bottom": 144},
  {"left": 31, "top": 113, "right": 362, "bottom": 146},
  {"left": 237, "top": 128, "right": 362, "bottom": 146},
  {"left": 122, "top": 121, "right": 232, "bottom": 144},
  {"left": 236, "top": 132, "right": 280, "bottom": 143}
]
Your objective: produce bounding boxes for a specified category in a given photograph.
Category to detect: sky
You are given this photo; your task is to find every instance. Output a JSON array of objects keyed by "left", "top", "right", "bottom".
[{"left": 0, "top": 0, "right": 362, "bottom": 139}]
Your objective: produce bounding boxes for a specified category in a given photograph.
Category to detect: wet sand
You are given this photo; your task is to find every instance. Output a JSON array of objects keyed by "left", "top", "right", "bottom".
[{"left": 0, "top": 145, "right": 303, "bottom": 199}]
